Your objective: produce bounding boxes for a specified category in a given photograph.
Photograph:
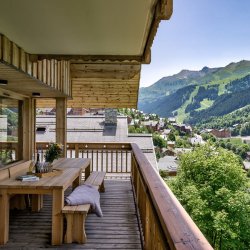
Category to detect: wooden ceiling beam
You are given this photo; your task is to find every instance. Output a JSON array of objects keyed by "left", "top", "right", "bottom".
[{"left": 70, "top": 63, "right": 141, "bottom": 80}]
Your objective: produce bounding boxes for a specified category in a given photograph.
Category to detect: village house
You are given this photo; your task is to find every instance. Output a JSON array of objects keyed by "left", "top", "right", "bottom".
[
  {"left": 141, "top": 120, "right": 159, "bottom": 131},
  {"left": 172, "top": 123, "right": 193, "bottom": 134},
  {"left": 167, "top": 141, "right": 175, "bottom": 149},
  {"left": 210, "top": 128, "right": 231, "bottom": 138},
  {"left": 189, "top": 134, "right": 206, "bottom": 145},
  {"left": 168, "top": 117, "right": 176, "bottom": 123}
]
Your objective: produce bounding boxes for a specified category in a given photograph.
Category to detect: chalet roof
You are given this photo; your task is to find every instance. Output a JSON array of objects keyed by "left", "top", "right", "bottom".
[
  {"left": 158, "top": 156, "right": 178, "bottom": 172},
  {"left": 36, "top": 115, "right": 157, "bottom": 168}
]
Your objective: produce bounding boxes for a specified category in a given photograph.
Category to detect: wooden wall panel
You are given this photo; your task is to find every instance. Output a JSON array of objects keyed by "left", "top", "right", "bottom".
[
  {"left": 2, "top": 35, "right": 11, "bottom": 63},
  {"left": 20, "top": 49, "right": 26, "bottom": 72},
  {"left": 12, "top": 43, "right": 19, "bottom": 68},
  {"left": 68, "top": 73, "right": 140, "bottom": 108},
  {"left": 0, "top": 34, "right": 71, "bottom": 97}
]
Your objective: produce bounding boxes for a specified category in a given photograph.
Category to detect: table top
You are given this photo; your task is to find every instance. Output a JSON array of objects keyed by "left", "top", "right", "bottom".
[
  {"left": 0, "top": 158, "right": 90, "bottom": 190},
  {"left": 52, "top": 158, "right": 91, "bottom": 170}
]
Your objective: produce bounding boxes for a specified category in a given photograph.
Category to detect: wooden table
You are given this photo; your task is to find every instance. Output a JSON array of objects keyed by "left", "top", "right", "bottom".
[{"left": 0, "top": 158, "right": 91, "bottom": 246}]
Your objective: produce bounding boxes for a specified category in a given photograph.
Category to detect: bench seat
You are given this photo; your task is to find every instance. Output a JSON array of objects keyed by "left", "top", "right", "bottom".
[
  {"left": 84, "top": 171, "right": 106, "bottom": 192},
  {"left": 62, "top": 204, "right": 90, "bottom": 244}
]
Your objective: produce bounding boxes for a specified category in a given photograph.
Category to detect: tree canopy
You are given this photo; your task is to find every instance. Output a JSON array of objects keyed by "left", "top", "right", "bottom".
[{"left": 168, "top": 145, "right": 250, "bottom": 250}]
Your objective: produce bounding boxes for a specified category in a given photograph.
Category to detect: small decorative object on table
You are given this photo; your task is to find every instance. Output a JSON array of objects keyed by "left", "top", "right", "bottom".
[
  {"left": 28, "top": 143, "right": 63, "bottom": 177},
  {"left": 44, "top": 143, "right": 63, "bottom": 171}
]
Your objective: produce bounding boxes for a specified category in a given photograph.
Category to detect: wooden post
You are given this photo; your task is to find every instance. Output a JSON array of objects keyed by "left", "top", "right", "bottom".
[
  {"left": 32, "top": 99, "right": 36, "bottom": 159},
  {"left": 22, "top": 98, "right": 32, "bottom": 160},
  {"left": 17, "top": 100, "right": 23, "bottom": 161},
  {"left": 56, "top": 98, "right": 67, "bottom": 157},
  {"left": 52, "top": 189, "right": 64, "bottom": 245},
  {"left": 0, "top": 190, "right": 10, "bottom": 244}
]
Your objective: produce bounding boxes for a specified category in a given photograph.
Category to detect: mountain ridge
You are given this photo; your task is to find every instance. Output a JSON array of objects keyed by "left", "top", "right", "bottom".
[{"left": 139, "top": 60, "right": 250, "bottom": 124}]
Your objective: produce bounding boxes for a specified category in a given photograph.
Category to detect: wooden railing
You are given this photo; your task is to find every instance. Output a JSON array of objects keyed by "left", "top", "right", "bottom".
[
  {"left": 35, "top": 141, "right": 213, "bottom": 250},
  {"left": 36, "top": 142, "right": 132, "bottom": 178},
  {"left": 131, "top": 143, "right": 213, "bottom": 250}
]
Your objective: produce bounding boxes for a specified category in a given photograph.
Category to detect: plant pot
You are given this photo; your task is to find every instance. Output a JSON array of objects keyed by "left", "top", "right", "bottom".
[{"left": 43, "top": 162, "right": 53, "bottom": 172}]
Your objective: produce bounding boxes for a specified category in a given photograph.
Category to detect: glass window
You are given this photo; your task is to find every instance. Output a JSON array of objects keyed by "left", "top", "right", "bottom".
[{"left": 0, "top": 97, "right": 22, "bottom": 166}]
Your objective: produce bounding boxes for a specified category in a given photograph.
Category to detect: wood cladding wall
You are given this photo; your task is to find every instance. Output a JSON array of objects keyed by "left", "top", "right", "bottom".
[
  {"left": 37, "top": 72, "right": 140, "bottom": 108},
  {"left": 68, "top": 73, "right": 140, "bottom": 108},
  {"left": 0, "top": 34, "right": 71, "bottom": 97}
]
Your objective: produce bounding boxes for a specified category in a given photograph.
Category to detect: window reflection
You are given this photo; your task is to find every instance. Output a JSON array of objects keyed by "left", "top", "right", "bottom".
[{"left": 0, "top": 97, "right": 22, "bottom": 166}]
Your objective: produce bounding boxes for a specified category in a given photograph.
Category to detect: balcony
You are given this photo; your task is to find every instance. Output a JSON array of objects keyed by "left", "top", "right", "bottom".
[
  {"left": 1, "top": 142, "right": 212, "bottom": 249},
  {"left": 0, "top": 1, "right": 214, "bottom": 248}
]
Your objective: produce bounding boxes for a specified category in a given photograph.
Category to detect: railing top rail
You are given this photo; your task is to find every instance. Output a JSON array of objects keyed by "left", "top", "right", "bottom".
[
  {"left": 36, "top": 142, "right": 132, "bottom": 150},
  {"left": 131, "top": 143, "right": 213, "bottom": 250}
]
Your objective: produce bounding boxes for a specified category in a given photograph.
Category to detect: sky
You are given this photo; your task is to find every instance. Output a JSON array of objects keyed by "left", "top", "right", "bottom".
[{"left": 140, "top": 0, "right": 250, "bottom": 87}]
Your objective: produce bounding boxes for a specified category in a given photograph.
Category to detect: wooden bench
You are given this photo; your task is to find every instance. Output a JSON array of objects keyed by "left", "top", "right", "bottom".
[
  {"left": 62, "top": 204, "right": 90, "bottom": 244},
  {"left": 62, "top": 171, "right": 106, "bottom": 244},
  {"left": 0, "top": 161, "right": 31, "bottom": 210},
  {"left": 84, "top": 171, "right": 106, "bottom": 192}
]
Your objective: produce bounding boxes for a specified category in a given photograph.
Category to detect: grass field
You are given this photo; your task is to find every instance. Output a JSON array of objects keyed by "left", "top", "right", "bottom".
[
  {"left": 176, "top": 86, "right": 199, "bottom": 123},
  {"left": 222, "top": 138, "right": 243, "bottom": 146},
  {"left": 196, "top": 98, "right": 214, "bottom": 111}
]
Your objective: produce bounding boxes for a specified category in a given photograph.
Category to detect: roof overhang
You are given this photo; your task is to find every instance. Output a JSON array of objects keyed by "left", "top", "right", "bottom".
[
  {"left": 0, "top": 0, "right": 172, "bottom": 64},
  {"left": 0, "top": 0, "right": 173, "bottom": 108}
]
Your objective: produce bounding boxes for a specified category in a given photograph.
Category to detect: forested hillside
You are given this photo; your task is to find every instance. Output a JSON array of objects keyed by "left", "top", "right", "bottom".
[
  {"left": 187, "top": 83, "right": 250, "bottom": 124},
  {"left": 139, "top": 85, "right": 196, "bottom": 117},
  {"left": 195, "top": 105, "right": 250, "bottom": 128}
]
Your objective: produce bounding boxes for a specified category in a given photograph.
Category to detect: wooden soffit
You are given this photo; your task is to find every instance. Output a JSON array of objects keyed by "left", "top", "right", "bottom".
[
  {"left": 0, "top": 61, "right": 68, "bottom": 98},
  {"left": 0, "top": 0, "right": 173, "bottom": 64}
]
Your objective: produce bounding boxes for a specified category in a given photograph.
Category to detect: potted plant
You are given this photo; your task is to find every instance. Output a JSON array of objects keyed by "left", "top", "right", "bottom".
[{"left": 44, "top": 143, "right": 63, "bottom": 165}]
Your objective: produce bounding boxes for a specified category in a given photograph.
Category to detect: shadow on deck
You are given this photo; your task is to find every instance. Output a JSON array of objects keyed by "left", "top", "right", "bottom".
[{"left": 1, "top": 180, "right": 142, "bottom": 249}]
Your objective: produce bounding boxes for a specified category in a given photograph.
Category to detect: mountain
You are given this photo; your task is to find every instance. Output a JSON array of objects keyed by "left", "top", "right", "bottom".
[
  {"left": 139, "top": 67, "right": 218, "bottom": 104},
  {"left": 138, "top": 60, "right": 250, "bottom": 123}
]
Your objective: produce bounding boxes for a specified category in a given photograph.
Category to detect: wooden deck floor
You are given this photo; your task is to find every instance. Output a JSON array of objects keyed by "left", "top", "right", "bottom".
[{"left": 1, "top": 180, "right": 142, "bottom": 249}]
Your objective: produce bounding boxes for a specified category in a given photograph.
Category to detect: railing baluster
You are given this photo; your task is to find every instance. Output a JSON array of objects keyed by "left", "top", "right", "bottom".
[
  {"left": 75, "top": 144, "right": 79, "bottom": 158},
  {"left": 91, "top": 150, "right": 93, "bottom": 171},
  {"left": 121, "top": 150, "right": 123, "bottom": 172},
  {"left": 101, "top": 149, "right": 103, "bottom": 172},
  {"left": 126, "top": 150, "right": 128, "bottom": 173},
  {"left": 96, "top": 150, "right": 99, "bottom": 171},
  {"left": 106, "top": 150, "right": 108, "bottom": 173},
  {"left": 116, "top": 150, "right": 119, "bottom": 173},
  {"left": 111, "top": 150, "right": 113, "bottom": 173}
]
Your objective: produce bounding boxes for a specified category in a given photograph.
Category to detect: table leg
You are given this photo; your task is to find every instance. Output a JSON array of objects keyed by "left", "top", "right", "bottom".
[
  {"left": 0, "top": 190, "right": 9, "bottom": 244},
  {"left": 31, "top": 194, "right": 43, "bottom": 212},
  {"left": 51, "top": 189, "right": 64, "bottom": 245},
  {"left": 85, "top": 165, "right": 90, "bottom": 180},
  {"left": 72, "top": 174, "right": 81, "bottom": 190}
]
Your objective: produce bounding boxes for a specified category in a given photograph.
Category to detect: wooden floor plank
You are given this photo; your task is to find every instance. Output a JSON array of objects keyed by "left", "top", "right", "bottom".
[{"left": 1, "top": 180, "right": 142, "bottom": 249}]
